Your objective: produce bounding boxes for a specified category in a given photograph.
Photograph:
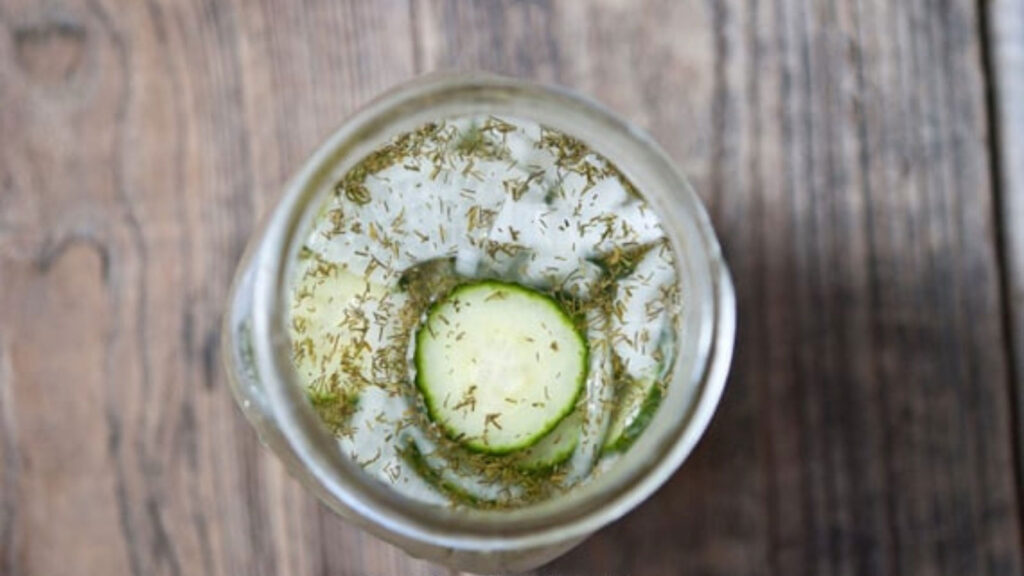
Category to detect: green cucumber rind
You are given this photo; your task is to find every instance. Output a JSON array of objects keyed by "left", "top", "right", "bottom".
[
  {"left": 514, "top": 409, "right": 583, "bottom": 472},
  {"left": 601, "top": 382, "right": 663, "bottom": 454},
  {"left": 400, "top": 442, "right": 499, "bottom": 508},
  {"left": 413, "top": 280, "right": 589, "bottom": 455}
]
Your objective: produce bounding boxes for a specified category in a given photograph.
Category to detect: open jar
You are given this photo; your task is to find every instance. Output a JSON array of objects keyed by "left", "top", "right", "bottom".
[{"left": 223, "top": 73, "right": 735, "bottom": 573}]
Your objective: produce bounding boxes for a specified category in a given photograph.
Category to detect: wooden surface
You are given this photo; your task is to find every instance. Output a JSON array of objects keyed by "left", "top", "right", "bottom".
[{"left": 1, "top": 1, "right": 1022, "bottom": 575}]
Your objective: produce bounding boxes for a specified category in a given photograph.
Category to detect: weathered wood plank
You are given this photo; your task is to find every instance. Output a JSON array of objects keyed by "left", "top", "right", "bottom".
[
  {"left": 988, "top": 0, "right": 1024, "bottom": 516},
  {"left": 0, "top": 0, "right": 1020, "bottom": 575}
]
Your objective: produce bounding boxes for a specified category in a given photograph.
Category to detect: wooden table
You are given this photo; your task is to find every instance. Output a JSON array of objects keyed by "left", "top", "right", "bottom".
[{"left": 2, "top": 1, "right": 1023, "bottom": 575}]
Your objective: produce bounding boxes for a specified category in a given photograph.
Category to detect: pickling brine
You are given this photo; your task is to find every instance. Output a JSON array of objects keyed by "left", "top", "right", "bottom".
[{"left": 289, "top": 116, "right": 681, "bottom": 508}]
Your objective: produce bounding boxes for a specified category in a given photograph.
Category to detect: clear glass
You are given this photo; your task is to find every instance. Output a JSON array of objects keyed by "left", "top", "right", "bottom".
[{"left": 222, "top": 73, "right": 736, "bottom": 573}]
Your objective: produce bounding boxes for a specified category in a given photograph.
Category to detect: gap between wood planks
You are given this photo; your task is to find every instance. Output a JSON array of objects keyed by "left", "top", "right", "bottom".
[{"left": 979, "top": 0, "right": 1024, "bottom": 555}]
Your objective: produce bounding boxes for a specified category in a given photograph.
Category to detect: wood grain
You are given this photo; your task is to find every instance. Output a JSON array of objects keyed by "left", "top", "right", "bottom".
[{"left": 0, "top": 1, "right": 1021, "bottom": 575}]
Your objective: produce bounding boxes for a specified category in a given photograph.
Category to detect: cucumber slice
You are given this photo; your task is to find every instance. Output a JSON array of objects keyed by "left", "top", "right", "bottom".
[
  {"left": 602, "top": 241, "right": 678, "bottom": 453},
  {"left": 414, "top": 281, "right": 587, "bottom": 454},
  {"left": 602, "top": 378, "right": 663, "bottom": 454},
  {"left": 290, "top": 254, "right": 381, "bottom": 385},
  {"left": 565, "top": 318, "right": 615, "bottom": 480},
  {"left": 515, "top": 409, "right": 582, "bottom": 471},
  {"left": 290, "top": 251, "right": 406, "bottom": 417},
  {"left": 400, "top": 441, "right": 508, "bottom": 508}
]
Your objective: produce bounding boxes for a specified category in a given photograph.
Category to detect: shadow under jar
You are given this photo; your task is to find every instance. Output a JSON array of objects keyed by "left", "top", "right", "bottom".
[{"left": 223, "top": 74, "right": 735, "bottom": 574}]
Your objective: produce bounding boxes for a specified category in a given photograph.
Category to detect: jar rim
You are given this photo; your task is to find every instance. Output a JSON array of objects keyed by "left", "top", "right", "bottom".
[{"left": 247, "top": 72, "right": 736, "bottom": 550}]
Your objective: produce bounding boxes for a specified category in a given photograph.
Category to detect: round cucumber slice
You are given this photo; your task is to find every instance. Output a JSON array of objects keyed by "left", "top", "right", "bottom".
[
  {"left": 602, "top": 377, "right": 663, "bottom": 454},
  {"left": 515, "top": 409, "right": 583, "bottom": 471},
  {"left": 414, "top": 281, "right": 587, "bottom": 454}
]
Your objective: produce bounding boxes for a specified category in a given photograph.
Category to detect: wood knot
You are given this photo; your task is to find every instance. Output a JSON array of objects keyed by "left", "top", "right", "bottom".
[
  {"left": 36, "top": 233, "right": 110, "bottom": 284},
  {"left": 13, "top": 20, "right": 88, "bottom": 86}
]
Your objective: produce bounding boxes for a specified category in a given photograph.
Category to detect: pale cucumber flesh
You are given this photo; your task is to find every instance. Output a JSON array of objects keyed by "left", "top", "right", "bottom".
[{"left": 414, "top": 281, "right": 587, "bottom": 454}]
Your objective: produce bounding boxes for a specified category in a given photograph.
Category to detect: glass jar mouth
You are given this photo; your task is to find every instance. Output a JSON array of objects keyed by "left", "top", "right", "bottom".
[{"left": 247, "top": 73, "right": 735, "bottom": 550}]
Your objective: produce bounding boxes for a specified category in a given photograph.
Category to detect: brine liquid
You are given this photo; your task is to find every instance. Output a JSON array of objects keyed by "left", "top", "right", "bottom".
[{"left": 289, "top": 116, "right": 681, "bottom": 508}]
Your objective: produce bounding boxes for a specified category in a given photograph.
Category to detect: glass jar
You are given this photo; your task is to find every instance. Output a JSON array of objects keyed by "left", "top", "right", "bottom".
[{"left": 222, "top": 73, "right": 735, "bottom": 573}]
